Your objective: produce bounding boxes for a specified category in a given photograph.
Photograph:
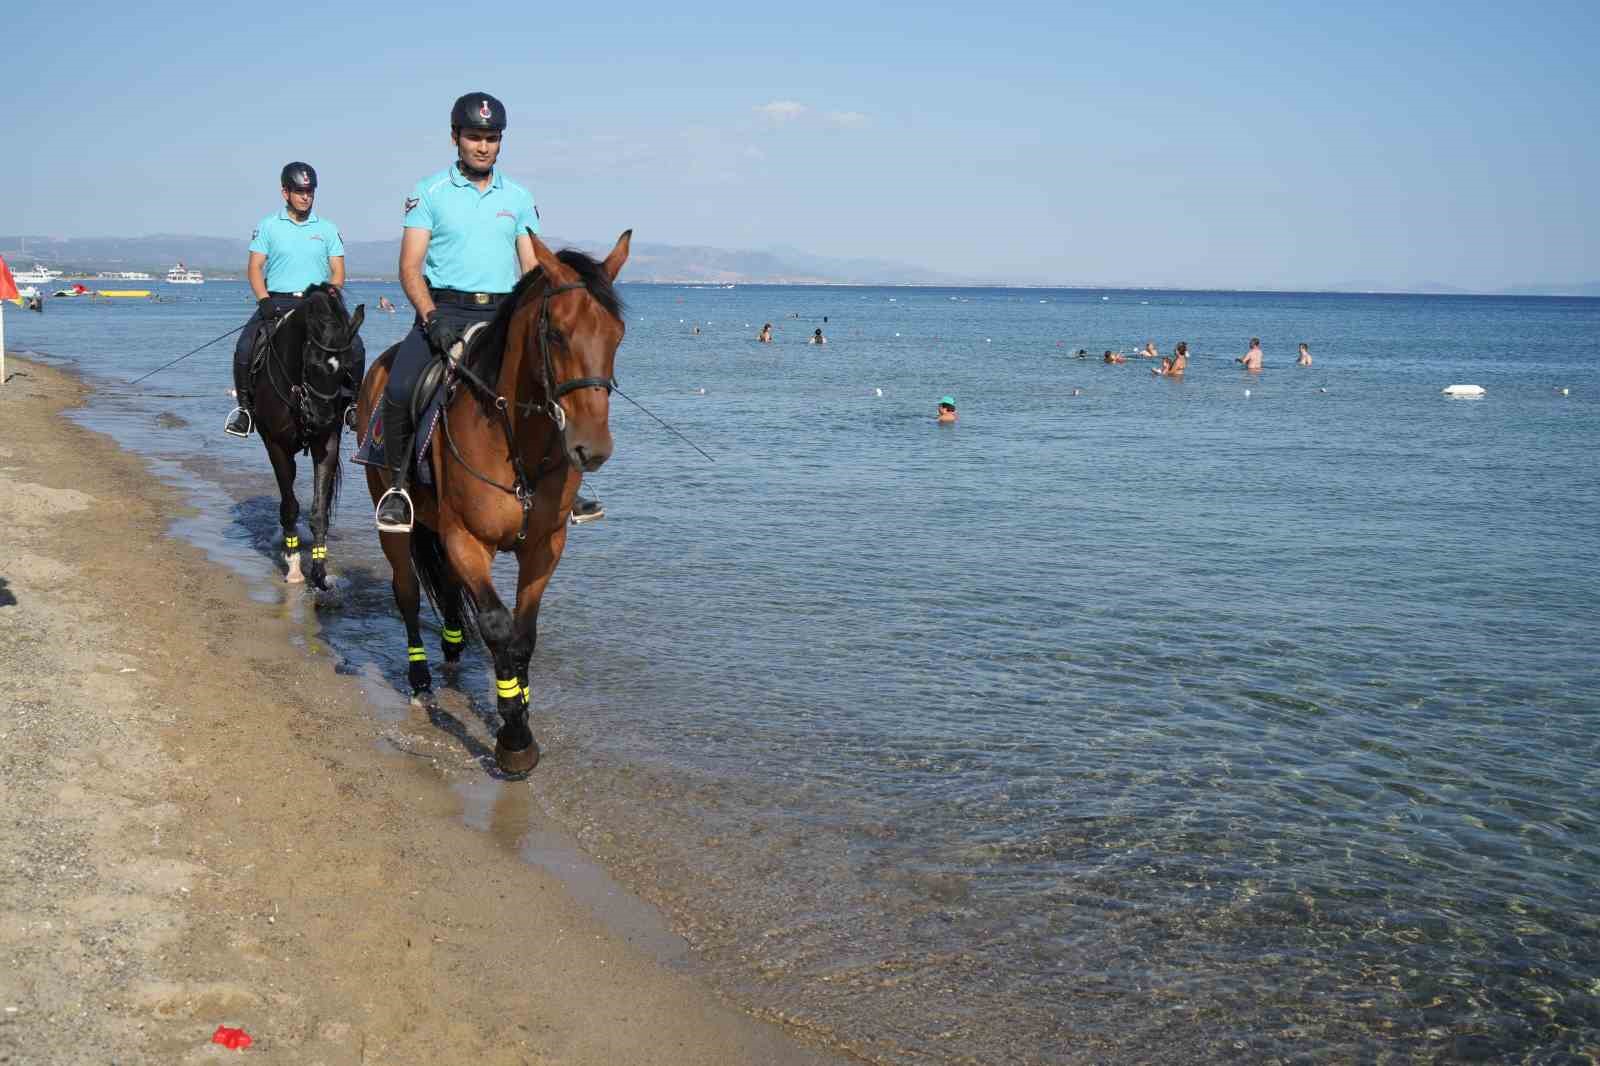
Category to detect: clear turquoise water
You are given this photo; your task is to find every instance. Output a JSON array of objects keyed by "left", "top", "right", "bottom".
[{"left": 9, "top": 282, "right": 1599, "bottom": 1063}]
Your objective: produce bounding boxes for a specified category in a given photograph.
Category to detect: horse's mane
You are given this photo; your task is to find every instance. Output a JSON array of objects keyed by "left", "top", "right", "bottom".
[{"left": 467, "top": 249, "right": 624, "bottom": 379}]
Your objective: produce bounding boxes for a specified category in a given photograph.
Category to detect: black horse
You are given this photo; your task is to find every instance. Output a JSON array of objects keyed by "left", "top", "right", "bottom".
[{"left": 246, "top": 283, "right": 364, "bottom": 591}]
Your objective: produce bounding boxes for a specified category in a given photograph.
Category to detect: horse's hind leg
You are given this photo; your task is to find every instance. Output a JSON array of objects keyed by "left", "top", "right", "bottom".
[
  {"left": 438, "top": 568, "right": 467, "bottom": 667},
  {"left": 440, "top": 524, "right": 537, "bottom": 773},
  {"left": 379, "top": 530, "right": 433, "bottom": 702},
  {"left": 264, "top": 437, "right": 303, "bottom": 583}
]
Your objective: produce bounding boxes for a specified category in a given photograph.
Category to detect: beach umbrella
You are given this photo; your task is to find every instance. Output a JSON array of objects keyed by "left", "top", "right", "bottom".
[{"left": 0, "top": 254, "right": 22, "bottom": 387}]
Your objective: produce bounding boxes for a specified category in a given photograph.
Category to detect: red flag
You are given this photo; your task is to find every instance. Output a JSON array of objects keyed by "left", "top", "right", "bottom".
[{"left": 0, "top": 255, "right": 20, "bottom": 306}]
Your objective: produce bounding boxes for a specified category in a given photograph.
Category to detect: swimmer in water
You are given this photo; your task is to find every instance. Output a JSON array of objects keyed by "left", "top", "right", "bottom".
[
  {"left": 377, "top": 295, "right": 396, "bottom": 313},
  {"left": 810, "top": 328, "right": 827, "bottom": 345},
  {"left": 1296, "top": 342, "right": 1312, "bottom": 367},
  {"left": 1238, "top": 337, "right": 1263, "bottom": 371},
  {"left": 758, "top": 323, "right": 772, "bottom": 343},
  {"left": 936, "top": 395, "right": 958, "bottom": 423},
  {"left": 1169, "top": 341, "right": 1188, "bottom": 376},
  {"left": 1140, "top": 340, "right": 1159, "bottom": 359},
  {"left": 1103, "top": 350, "right": 1126, "bottom": 364},
  {"left": 1075, "top": 348, "right": 1089, "bottom": 358}
]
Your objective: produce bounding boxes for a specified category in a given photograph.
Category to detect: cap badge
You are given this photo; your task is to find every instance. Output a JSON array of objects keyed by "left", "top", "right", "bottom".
[{"left": 479, "top": 100, "right": 492, "bottom": 119}]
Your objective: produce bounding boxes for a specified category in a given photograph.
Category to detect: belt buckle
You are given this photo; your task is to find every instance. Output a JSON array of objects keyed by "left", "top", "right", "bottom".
[{"left": 472, "top": 292, "right": 490, "bottom": 306}]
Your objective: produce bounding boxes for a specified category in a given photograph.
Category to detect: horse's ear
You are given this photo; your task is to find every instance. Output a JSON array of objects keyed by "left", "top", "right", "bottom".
[
  {"left": 602, "top": 229, "right": 632, "bottom": 282},
  {"left": 528, "top": 232, "right": 574, "bottom": 283},
  {"left": 349, "top": 304, "right": 365, "bottom": 336}
]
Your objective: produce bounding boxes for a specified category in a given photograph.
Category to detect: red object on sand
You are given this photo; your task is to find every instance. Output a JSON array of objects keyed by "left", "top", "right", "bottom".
[{"left": 211, "top": 1025, "right": 254, "bottom": 1050}]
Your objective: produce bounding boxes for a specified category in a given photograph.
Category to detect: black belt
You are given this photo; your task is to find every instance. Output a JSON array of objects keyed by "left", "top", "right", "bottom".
[
  {"left": 266, "top": 290, "right": 305, "bottom": 298},
  {"left": 430, "top": 287, "right": 507, "bottom": 308}
]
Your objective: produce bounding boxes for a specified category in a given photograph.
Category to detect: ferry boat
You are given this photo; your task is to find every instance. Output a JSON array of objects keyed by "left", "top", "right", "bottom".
[
  {"left": 165, "top": 262, "right": 204, "bottom": 285},
  {"left": 13, "top": 263, "right": 63, "bottom": 284}
]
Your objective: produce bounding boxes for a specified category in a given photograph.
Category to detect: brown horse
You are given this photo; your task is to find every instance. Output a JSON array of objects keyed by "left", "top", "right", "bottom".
[{"left": 356, "top": 231, "right": 630, "bottom": 773}]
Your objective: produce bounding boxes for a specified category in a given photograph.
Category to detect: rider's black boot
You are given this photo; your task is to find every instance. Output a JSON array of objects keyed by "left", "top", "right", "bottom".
[
  {"left": 225, "top": 386, "right": 254, "bottom": 437},
  {"left": 375, "top": 396, "right": 417, "bottom": 533}
]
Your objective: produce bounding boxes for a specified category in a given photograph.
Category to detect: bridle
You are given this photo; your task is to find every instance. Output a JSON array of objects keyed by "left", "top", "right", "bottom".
[
  {"left": 262, "top": 299, "right": 356, "bottom": 438},
  {"left": 442, "top": 276, "right": 617, "bottom": 540}
]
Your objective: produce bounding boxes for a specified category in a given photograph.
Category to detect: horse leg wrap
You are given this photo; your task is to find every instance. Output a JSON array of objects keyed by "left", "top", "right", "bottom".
[
  {"left": 310, "top": 545, "right": 328, "bottom": 562},
  {"left": 442, "top": 627, "right": 465, "bottom": 663},
  {"left": 284, "top": 535, "right": 300, "bottom": 551}
]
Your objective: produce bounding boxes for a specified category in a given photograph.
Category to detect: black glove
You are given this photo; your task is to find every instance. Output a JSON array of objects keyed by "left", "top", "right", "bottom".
[
  {"left": 257, "top": 296, "right": 275, "bottom": 319},
  {"left": 424, "top": 312, "right": 462, "bottom": 357}
]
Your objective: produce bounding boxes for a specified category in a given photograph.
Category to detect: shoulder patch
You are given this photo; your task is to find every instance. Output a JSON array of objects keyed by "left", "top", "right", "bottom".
[
  {"left": 251, "top": 227, "right": 259, "bottom": 240},
  {"left": 404, "top": 195, "right": 419, "bottom": 215}
]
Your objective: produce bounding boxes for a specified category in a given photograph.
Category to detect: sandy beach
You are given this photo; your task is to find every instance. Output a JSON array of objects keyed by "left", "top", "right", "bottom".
[{"left": 0, "top": 357, "right": 849, "bottom": 1065}]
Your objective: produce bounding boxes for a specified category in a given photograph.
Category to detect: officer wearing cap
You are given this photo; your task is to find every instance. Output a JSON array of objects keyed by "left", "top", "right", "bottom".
[
  {"left": 374, "top": 92, "right": 540, "bottom": 531},
  {"left": 225, "top": 163, "right": 366, "bottom": 436}
]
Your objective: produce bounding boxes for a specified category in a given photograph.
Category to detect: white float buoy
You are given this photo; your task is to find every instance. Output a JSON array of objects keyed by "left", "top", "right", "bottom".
[
  {"left": 1559, "top": 387, "right": 1570, "bottom": 396},
  {"left": 874, "top": 388, "right": 883, "bottom": 397},
  {"left": 985, "top": 338, "right": 992, "bottom": 343},
  {"left": 894, "top": 332, "right": 900, "bottom": 337},
  {"left": 1441, "top": 384, "right": 1486, "bottom": 398},
  {"left": 1244, "top": 388, "right": 1251, "bottom": 397}
]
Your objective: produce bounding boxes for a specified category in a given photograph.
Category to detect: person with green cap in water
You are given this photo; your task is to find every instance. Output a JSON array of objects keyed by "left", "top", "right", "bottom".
[{"left": 936, "top": 395, "right": 958, "bottom": 423}]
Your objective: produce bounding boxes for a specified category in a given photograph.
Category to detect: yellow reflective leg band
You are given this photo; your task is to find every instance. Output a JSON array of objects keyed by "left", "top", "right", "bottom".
[
  {"left": 442, "top": 627, "right": 464, "bottom": 644},
  {"left": 407, "top": 646, "right": 427, "bottom": 662},
  {"left": 496, "top": 678, "right": 521, "bottom": 699},
  {"left": 310, "top": 546, "right": 327, "bottom": 561},
  {"left": 521, "top": 683, "right": 530, "bottom": 703},
  {"left": 284, "top": 535, "right": 300, "bottom": 549}
]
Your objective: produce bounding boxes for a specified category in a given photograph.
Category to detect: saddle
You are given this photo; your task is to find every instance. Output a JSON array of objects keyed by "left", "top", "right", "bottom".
[{"left": 353, "top": 323, "right": 488, "bottom": 482}]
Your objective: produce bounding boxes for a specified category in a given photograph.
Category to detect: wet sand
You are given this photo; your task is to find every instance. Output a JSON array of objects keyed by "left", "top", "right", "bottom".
[{"left": 0, "top": 357, "right": 851, "bottom": 1065}]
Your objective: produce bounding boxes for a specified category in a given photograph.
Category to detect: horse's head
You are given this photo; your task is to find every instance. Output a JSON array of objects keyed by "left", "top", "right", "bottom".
[
  {"left": 298, "top": 284, "right": 364, "bottom": 427},
  {"left": 525, "top": 231, "right": 630, "bottom": 472}
]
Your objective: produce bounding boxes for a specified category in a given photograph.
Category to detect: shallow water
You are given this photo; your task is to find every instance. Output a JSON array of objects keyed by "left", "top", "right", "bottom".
[{"left": 9, "top": 282, "right": 1599, "bottom": 1063}]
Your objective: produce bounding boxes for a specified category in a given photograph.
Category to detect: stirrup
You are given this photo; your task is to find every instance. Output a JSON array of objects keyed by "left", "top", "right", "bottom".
[
  {"left": 375, "top": 485, "right": 415, "bottom": 533},
  {"left": 342, "top": 404, "right": 358, "bottom": 432},
  {"left": 224, "top": 406, "right": 253, "bottom": 438},
  {"left": 570, "top": 496, "right": 605, "bottom": 525}
]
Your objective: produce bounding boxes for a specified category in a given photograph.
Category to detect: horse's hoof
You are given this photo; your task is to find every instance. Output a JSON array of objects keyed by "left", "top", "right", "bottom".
[
  {"left": 409, "top": 688, "right": 437, "bottom": 710},
  {"left": 495, "top": 738, "right": 540, "bottom": 774}
]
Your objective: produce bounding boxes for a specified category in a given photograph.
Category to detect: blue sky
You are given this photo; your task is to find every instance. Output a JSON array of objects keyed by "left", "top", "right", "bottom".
[{"left": 4, "top": 0, "right": 1596, "bottom": 289}]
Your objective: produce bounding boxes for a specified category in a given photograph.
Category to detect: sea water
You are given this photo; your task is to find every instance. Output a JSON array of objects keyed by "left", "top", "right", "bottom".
[{"left": 7, "top": 283, "right": 1598, "bottom": 1063}]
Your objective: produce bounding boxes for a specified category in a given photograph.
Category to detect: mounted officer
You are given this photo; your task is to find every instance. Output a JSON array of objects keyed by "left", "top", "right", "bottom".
[
  {"left": 373, "top": 92, "right": 542, "bottom": 532},
  {"left": 226, "top": 162, "right": 367, "bottom": 436}
]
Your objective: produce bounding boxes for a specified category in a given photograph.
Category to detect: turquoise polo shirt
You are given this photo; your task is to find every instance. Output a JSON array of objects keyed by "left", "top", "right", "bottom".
[
  {"left": 403, "top": 164, "right": 540, "bottom": 294},
  {"left": 249, "top": 210, "right": 344, "bottom": 292}
]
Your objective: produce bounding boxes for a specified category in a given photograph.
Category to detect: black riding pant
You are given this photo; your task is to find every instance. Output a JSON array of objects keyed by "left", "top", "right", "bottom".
[
  {"left": 383, "top": 302, "right": 498, "bottom": 424},
  {"left": 232, "top": 295, "right": 303, "bottom": 392}
]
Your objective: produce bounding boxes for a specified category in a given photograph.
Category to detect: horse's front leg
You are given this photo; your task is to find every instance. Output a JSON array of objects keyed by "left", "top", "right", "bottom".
[
  {"left": 441, "top": 523, "right": 538, "bottom": 773},
  {"left": 304, "top": 433, "right": 340, "bottom": 592},
  {"left": 263, "top": 437, "right": 303, "bottom": 583},
  {"left": 501, "top": 521, "right": 571, "bottom": 770}
]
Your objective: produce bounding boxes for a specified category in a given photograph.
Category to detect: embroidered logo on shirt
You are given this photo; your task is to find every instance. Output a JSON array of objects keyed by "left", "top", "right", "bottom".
[
  {"left": 310, "top": 234, "right": 324, "bottom": 242},
  {"left": 404, "top": 195, "right": 419, "bottom": 215},
  {"left": 496, "top": 209, "right": 516, "bottom": 220}
]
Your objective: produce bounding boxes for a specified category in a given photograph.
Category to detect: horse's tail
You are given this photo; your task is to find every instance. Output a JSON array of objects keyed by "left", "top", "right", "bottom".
[{"left": 409, "top": 525, "right": 472, "bottom": 634}]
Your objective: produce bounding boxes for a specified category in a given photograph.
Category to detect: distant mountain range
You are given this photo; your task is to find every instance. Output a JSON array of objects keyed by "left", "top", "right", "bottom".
[
  {"left": 1, "top": 234, "right": 1595, "bottom": 295},
  {"left": 0, "top": 234, "right": 980, "bottom": 286}
]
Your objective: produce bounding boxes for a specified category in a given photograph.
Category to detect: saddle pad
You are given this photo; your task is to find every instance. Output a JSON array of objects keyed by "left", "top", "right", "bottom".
[{"left": 351, "top": 384, "right": 447, "bottom": 487}]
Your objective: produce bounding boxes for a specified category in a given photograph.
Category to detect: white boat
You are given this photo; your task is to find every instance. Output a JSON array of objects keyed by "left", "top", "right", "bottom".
[
  {"left": 99, "top": 270, "right": 153, "bottom": 281},
  {"left": 166, "top": 262, "right": 204, "bottom": 284},
  {"left": 13, "top": 263, "right": 63, "bottom": 284}
]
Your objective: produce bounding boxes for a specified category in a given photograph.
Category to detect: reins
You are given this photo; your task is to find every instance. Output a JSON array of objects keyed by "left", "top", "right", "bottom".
[
  {"left": 260, "top": 299, "right": 356, "bottom": 441},
  {"left": 436, "top": 278, "right": 613, "bottom": 541}
]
